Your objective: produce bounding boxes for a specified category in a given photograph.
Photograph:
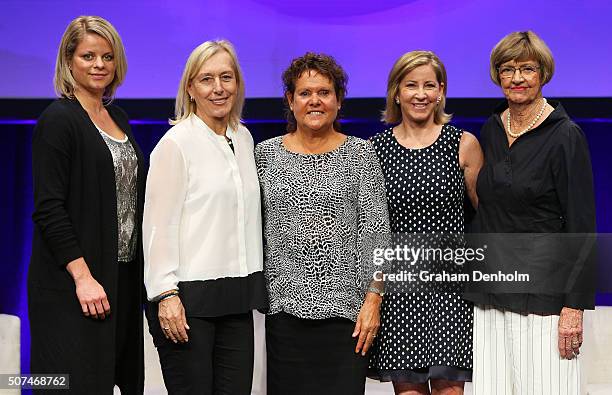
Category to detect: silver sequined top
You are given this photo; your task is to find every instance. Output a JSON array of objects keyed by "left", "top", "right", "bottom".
[{"left": 97, "top": 126, "right": 138, "bottom": 262}]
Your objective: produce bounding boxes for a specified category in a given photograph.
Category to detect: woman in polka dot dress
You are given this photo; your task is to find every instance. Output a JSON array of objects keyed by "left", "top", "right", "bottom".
[{"left": 368, "top": 51, "right": 483, "bottom": 394}]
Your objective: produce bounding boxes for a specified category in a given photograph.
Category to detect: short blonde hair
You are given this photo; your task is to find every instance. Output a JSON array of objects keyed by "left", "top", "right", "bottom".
[
  {"left": 382, "top": 50, "right": 451, "bottom": 125},
  {"left": 54, "top": 16, "right": 127, "bottom": 100},
  {"left": 171, "top": 40, "right": 245, "bottom": 129},
  {"left": 489, "top": 31, "right": 555, "bottom": 86}
]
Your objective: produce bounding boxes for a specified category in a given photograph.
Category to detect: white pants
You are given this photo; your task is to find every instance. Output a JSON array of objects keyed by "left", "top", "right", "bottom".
[{"left": 473, "top": 304, "right": 583, "bottom": 395}]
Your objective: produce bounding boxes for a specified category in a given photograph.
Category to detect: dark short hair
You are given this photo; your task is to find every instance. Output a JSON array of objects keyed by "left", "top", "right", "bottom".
[{"left": 282, "top": 52, "right": 348, "bottom": 132}]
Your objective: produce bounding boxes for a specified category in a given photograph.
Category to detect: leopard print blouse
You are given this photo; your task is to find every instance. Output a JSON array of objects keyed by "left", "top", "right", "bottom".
[{"left": 255, "top": 135, "right": 390, "bottom": 321}]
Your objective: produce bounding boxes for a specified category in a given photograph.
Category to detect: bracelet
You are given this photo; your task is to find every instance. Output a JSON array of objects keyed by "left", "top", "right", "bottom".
[
  {"left": 158, "top": 293, "right": 179, "bottom": 302},
  {"left": 367, "top": 286, "right": 385, "bottom": 297},
  {"left": 155, "top": 290, "right": 179, "bottom": 303}
]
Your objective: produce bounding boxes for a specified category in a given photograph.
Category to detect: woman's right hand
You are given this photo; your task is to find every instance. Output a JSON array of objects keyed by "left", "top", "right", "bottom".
[
  {"left": 67, "top": 257, "right": 111, "bottom": 319},
  {"left": 75, "top": 275, "right": 111, "bottom": 319},
  {"left": 158, "top": 295, "right": 190, "bottom": 343}
]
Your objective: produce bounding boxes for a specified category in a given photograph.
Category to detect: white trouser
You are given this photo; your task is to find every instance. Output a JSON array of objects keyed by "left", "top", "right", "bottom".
[{"left": 473, "top": 304, "right": 584, "bottom": 395}]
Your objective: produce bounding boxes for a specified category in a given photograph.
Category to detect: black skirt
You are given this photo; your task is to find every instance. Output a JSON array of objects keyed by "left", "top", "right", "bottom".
[{"left": 266, "top": 312, "right": 368, "bottom": 395}]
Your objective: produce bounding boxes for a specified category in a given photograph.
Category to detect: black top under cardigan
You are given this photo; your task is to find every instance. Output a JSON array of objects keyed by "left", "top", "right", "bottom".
[
  {"left": 464, "top": 100, "right": 596, "bottom": 314},
  {"left": 28, "top": 98, "right": 146, "bottom": 391}
]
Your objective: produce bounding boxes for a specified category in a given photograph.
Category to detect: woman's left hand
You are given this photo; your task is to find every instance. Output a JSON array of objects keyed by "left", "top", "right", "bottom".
[
  {"left": 558, "top": 307, "right": 584, "bottom": 360},
  {"left": 352, "top": 292, "right": 382, "bottom": 356}
]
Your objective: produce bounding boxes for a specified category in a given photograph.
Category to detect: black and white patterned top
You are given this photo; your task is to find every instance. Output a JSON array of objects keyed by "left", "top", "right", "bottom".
[
  {"left": 368, "top": 124, "right": 473, "bottom": 381},
  {"left": 255, "top": 135, "right": 390, "bottom": 321},
  {"left": 98, "top": 127, "right": 138, "bottom": 262}
]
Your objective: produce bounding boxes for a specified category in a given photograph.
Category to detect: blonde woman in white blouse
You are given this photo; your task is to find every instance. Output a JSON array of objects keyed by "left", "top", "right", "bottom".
[{"left": 143, "top": 40, "right": 267, "bottom": 394}]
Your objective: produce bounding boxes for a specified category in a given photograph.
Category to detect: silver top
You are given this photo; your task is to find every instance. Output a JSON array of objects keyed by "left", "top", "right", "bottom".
[{"left": 98, "top": 127, "right": 138, "bottom": 262}]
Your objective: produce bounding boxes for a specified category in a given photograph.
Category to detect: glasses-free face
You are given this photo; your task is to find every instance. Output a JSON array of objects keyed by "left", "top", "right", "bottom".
[
  {"left": 288, "top": 70, "right": 340, "bottom": 134},
  {"left": 396, "top": 64, "right": 443, "bottom": 125},
  {"left": 188, "top": 50, "right": 237, "bottom": 130},
  {"left": 70, "top": 33, "right": 116, "bottom": 97},
  {"left": 498, "top": 60, "right": 542, "bottom": 106}
]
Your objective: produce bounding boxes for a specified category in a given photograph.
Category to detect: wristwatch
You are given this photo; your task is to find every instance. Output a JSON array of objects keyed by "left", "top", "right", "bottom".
[{"left": 367, "top": 286, "right": 385, "bottom": 298}]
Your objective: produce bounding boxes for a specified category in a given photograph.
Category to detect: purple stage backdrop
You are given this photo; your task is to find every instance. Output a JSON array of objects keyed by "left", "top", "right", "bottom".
[{"left": 2, "top": 0, "right": 612, "bottom": 98}]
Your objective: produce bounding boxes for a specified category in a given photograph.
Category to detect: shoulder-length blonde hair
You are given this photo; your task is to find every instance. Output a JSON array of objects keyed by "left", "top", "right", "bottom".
[
  {"left": 489, "top": 31, "right": 555, "bottom": 86},
  {"left": 171, "top": 40, "right": 245, "bottom": 129},
  {"left": 382, "top": 50, "right": 451, "bottom": 125},
  {"left": 54, "top": 16, "right": 127, "bottom": 101}
]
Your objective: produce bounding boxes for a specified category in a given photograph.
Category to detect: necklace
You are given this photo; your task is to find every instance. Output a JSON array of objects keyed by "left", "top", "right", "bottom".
[{"left": 506, "top": 97, "right": 547, "bottom": 138}]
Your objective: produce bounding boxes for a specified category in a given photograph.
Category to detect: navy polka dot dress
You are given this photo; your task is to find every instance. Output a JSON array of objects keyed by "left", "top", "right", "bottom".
[{"left": 368, "top": 125, "right": 473, "bottom": 383}]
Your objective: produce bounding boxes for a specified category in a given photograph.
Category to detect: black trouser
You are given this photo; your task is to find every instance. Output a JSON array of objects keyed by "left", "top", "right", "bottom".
[
  {"left": 147, "top": 310, "right": 254, "bottom": 395},
  {"left": 115, "top": 261, "right": 144, "bottom": 394},
  {"left": 266, "top": 312, "right": 369, "bottom": 395}
]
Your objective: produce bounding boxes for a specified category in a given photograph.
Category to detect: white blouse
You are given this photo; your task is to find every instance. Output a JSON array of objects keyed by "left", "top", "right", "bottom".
[{"left": 143, "top": 114, "right": 263, "bottom": 300}]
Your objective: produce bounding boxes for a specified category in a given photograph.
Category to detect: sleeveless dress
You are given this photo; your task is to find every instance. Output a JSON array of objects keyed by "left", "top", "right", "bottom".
[{"left": 368, "top": 124, "right": 473, "bottom": 383}]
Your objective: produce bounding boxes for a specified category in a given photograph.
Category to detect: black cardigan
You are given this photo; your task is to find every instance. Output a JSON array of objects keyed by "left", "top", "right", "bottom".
[
  {"left": 30, "top": 98, "right": 146, "bottom": 290},
  {"left": 28, "top": 98, "right": 146, "bottom": 390}
]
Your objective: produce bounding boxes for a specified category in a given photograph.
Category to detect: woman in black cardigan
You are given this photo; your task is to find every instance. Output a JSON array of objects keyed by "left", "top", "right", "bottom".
[{"left": 28, "top": 16, "right": 145, "bottom": 394}]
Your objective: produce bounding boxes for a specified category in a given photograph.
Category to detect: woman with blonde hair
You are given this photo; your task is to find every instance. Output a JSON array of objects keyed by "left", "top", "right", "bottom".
[
  {"left": 143, "top": 39, "right": 267, "bottom": 394},
  {"left": 368, "top": 50, "right": 483, "bottom": 395},
  {"left": 29, "top": 16, "right": 145, "bottom": 394}
]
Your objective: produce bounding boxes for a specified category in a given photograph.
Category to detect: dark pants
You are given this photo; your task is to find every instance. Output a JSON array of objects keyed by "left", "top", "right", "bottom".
[
  {"left": 147, "top": 309, "right": 254, "bottom": 395},
  {"left": 266, "top": 312, "right": 369, "bottom": 395},
  {"left": 114, "top": 261, "right": 144, "bottom": 394}
]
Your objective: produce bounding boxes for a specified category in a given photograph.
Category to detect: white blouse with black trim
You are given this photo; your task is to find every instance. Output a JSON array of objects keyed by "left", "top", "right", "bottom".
[{"left": 143, "top": 114, "right": 263, "bottom": 300}]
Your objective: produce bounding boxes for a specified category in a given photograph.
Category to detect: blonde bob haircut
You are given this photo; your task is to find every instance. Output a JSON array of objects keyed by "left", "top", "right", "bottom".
[
  {"left": 489, "top": 31, "right": 555, "bottom": 86},
  {"left": 54, "top": 16, "right": 127, "bottom": 101},
  {"left": 383, "top": 50, "right": 451, "bottom": 125},
  {"left": 171, "top": 40, "right": 245, "bottom": 129}
]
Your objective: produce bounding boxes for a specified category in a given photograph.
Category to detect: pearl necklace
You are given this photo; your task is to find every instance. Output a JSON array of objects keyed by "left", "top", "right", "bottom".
[{"left": 506, "top": 97, "right": 547, "bottom": 138}]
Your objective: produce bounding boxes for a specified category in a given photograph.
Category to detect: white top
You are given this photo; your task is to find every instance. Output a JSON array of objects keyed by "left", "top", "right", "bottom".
[{"left": 143, "top": 114, "right": 263, "bottom": 300}]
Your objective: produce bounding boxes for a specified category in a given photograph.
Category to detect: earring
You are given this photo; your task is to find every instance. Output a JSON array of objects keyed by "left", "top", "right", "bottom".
[
  {"left": 190, "top": 96, "right": 194, "bottom": 102},
  {"left": 436, "top": 96, "right": 441, "bottom": 103},
  {"left": 395, "top": 98, "right": 400, "bottom": 104}
]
